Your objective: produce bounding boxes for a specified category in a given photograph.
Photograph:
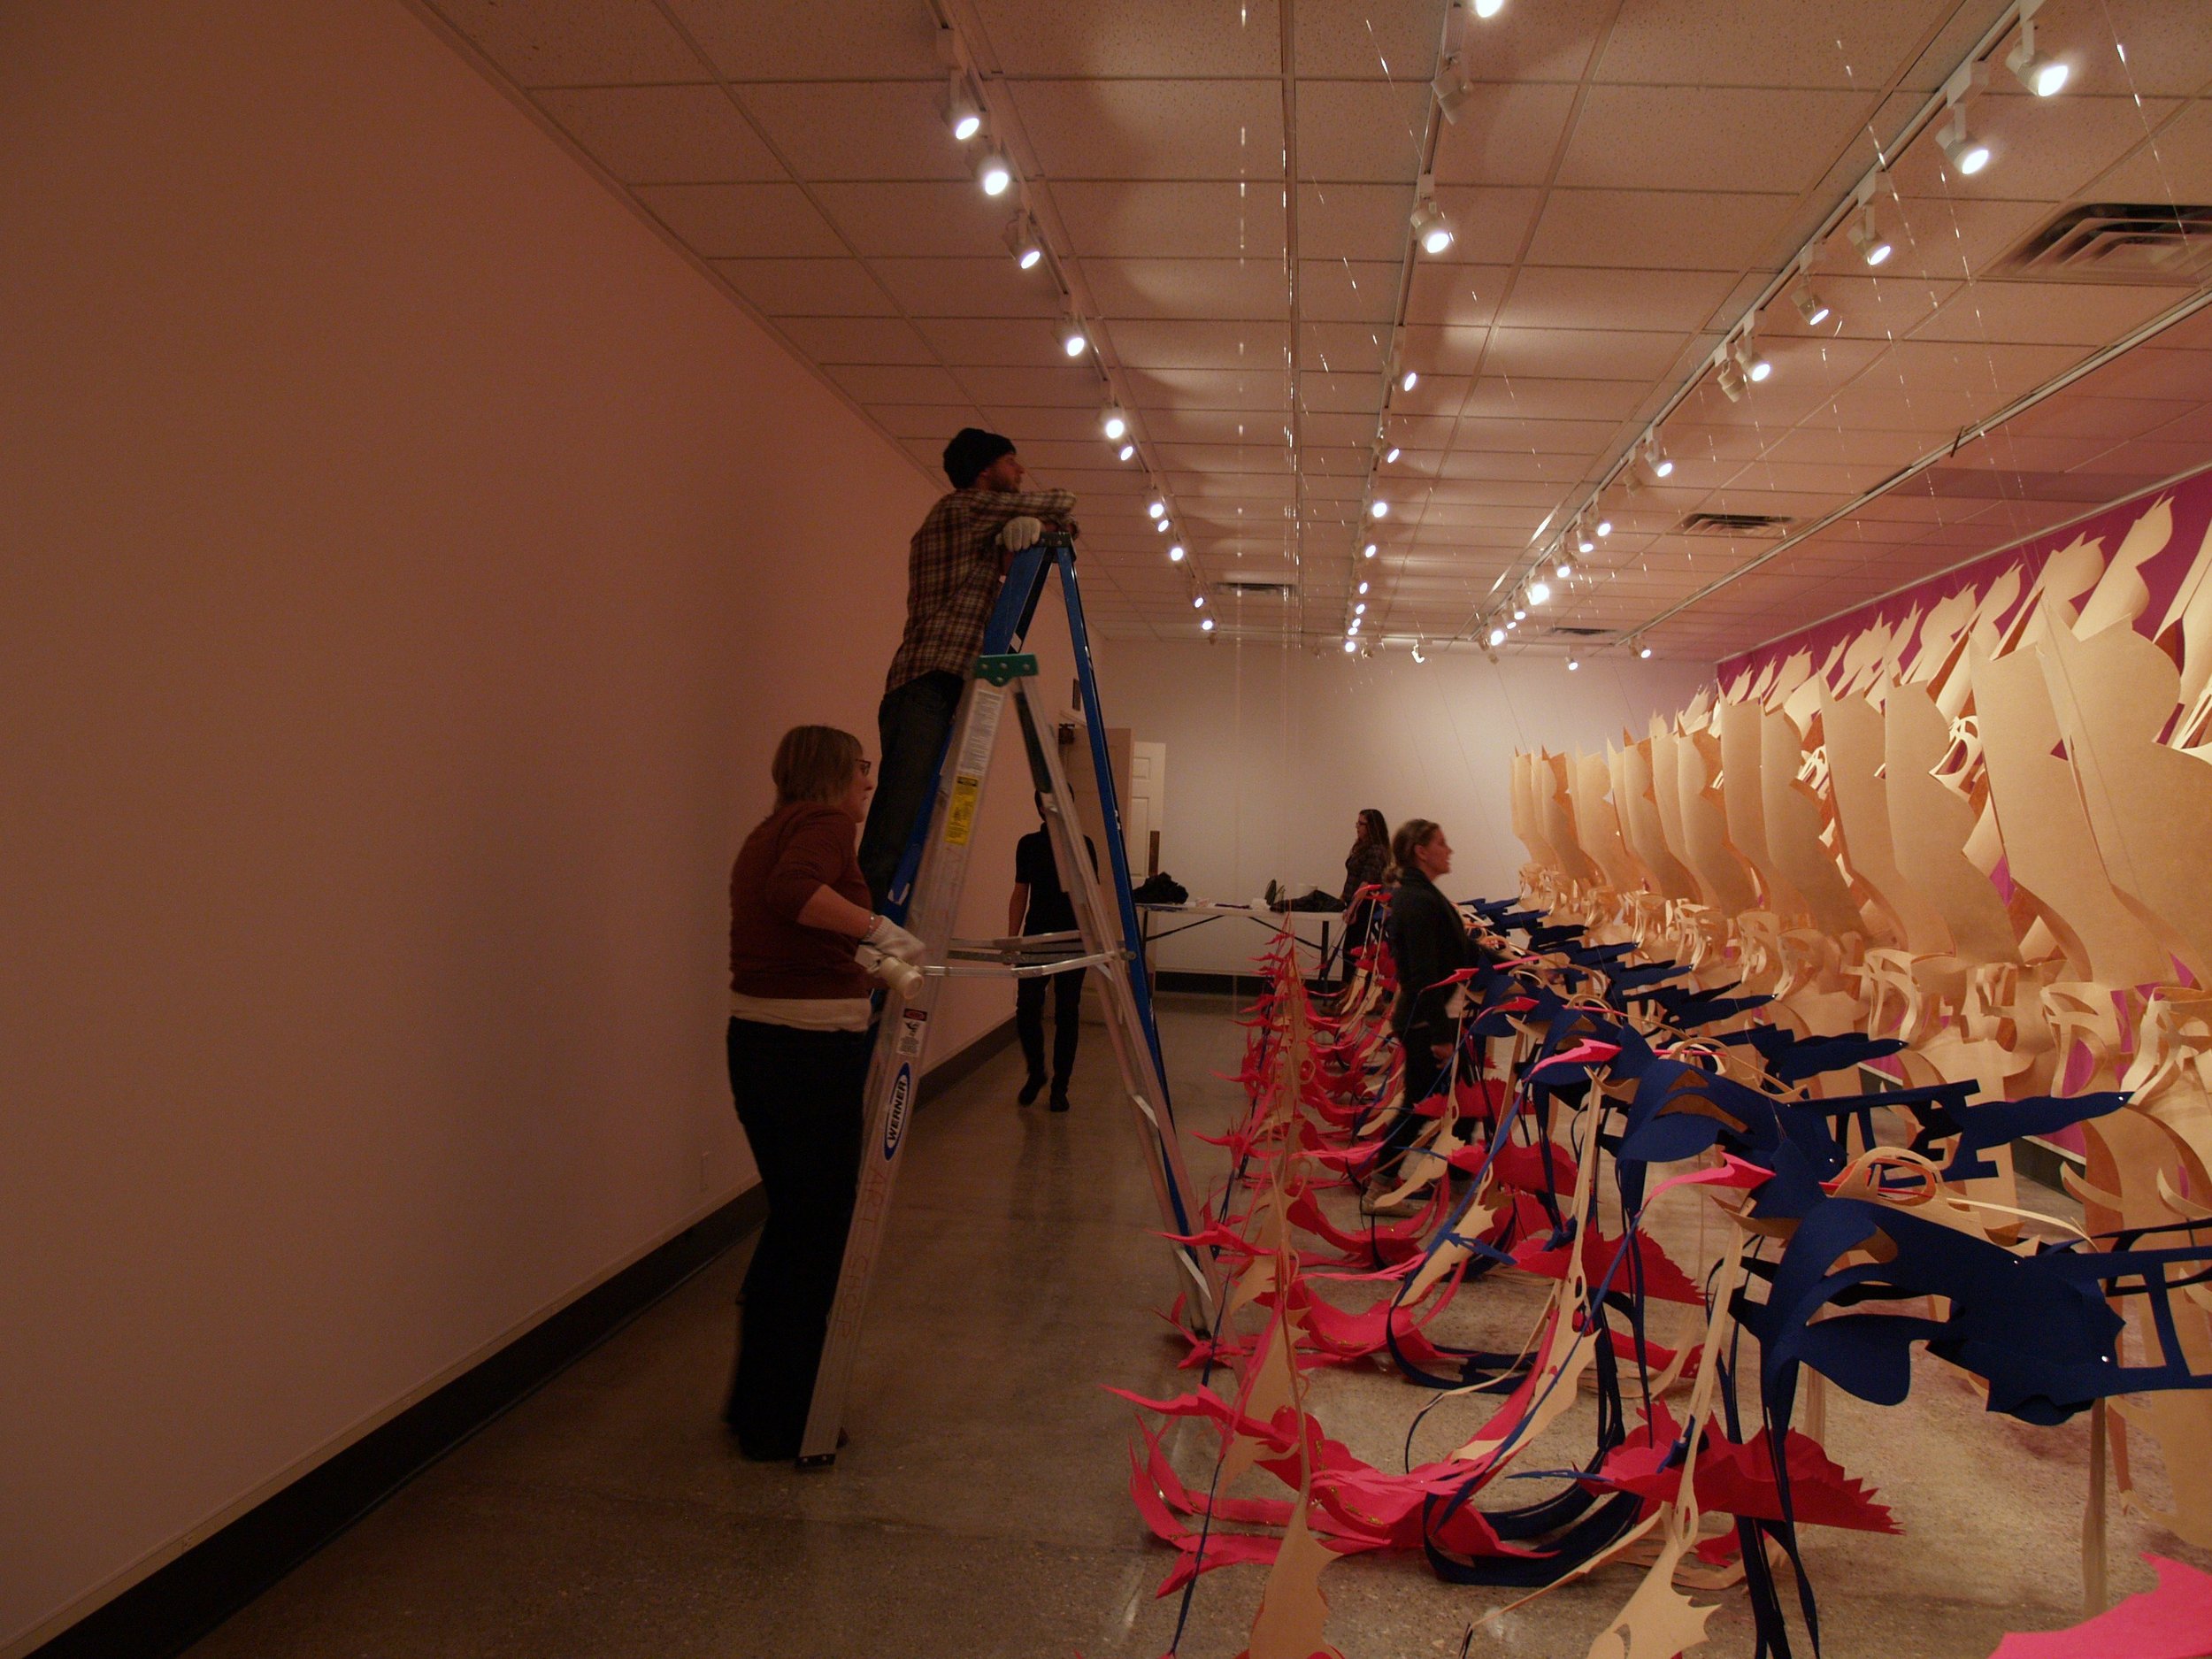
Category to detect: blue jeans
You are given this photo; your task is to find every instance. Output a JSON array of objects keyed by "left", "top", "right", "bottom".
[{"left": 856, "top": 670, "right": 964, "bottom": 911}]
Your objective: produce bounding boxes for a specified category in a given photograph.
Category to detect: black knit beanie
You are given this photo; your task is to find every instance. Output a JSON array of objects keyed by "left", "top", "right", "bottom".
[{"left": 943, "top": 426, "right": 1016, "bottom": 489}]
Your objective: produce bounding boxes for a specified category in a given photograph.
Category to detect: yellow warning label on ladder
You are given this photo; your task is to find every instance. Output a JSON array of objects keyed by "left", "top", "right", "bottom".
[{"left": 945, "top": 773, "right": 982, "bottom": 846}]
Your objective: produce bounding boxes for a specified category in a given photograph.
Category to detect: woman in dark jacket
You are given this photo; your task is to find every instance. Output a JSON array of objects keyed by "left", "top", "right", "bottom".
[
  {"left": 1340, "top": 808, "right": 1391, "bottom": 907},
  {"left": 724, "top": 725, "right": 920, "bottom": 1460},
  {"left": 1373, "top": 818, "right": 1467, "bottom": 1195}
]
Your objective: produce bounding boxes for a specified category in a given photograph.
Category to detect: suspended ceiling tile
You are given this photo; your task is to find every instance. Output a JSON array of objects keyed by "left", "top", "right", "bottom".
[
  {"left": 910, "top": 315, "right": 1075, "bottom": 367},
  {"left": 1080, "top": 257, "right": 1292, "bottom": 321},
  {"left": 870, "top": 256, "right": 1064, "bottom": 319},
  {"left": 1169, "top": 471, "right": 1295, "bottom": 502},
  {"left": 1297, "top": 321, "right": 1391, "bottom": 374},
  {"left": 1559, "top": 86, "right": 1877, "bottom": 195},
  {"left": 1878, "top": 195, "right": 2055, "bottom": 282},
  {"left": 1463, "top": 376, "right": 1650, "bottom": 421},
  {"left": 1449, "top": 414, "right": 1622, "bottom": 454},
  {"left": 1395, "top": 323, "right": 1507, "bottom": 375},
  {"left": 1299, "top": 181, "right": 1422, "bottom": 264},
  {"left": 429, "top": 0, "right": 707, "bottom": 87},
  {"left": 1455, "top": 0, "right": 1610, "bottom": 84},
  {"left": 1428, "top": 81, "right": 1579, "bottom": 185},
  {"left": 1054, "top": 180, "right": 1287, "bottom": 258},
  {"left": 1886, "top": 92, "right": 2181, "bottom": 206},
  {"left": 1402, "top": 262, "right": 1510, "bottom": 327},
  {"left": 713, "top": 257, "right": 896, "bottom": 316},
  {"left": 1012, "top": 80, "right": 1286, "bottom": 181},
  {"left": 663, "top": 0, "right": 943, "bottom": 81},
  {"left": 1802, "top": 273, "right": 1959, "bottom": 341},
  {"left": 1595, "top": 0, "right": 1956, "bottom": 90},
  {"left": 2043, "top": 0, "right": 2212, "bottom": 98},
  {"left": 775, "top": 316, "right": 939, "bottom": 364},
  {"left": 1295, "top": 80, "right": 1434, "bottom": 182},
  {"left": 634, "top": 182, "right": 848, "bottom": 257},
  {"left": 1497, "top": 265, "right": 1739, "bottom": 334},
  {"left": 2009, "top": 392, "right": 2201, "bottom": 441},
  {"left": 1293, "top": 0, "right": 1447, "bottom": 79},
  {"left": 1154, "top": 442, "right": 1294, "bottom": 473},
  {"left": 2075, "top": 344, "right": 2212, "bottom": 401},
  {"left": 533, "top": 86, "right": 781, "bottom": 182},
  {"left": 1110, "top": 319, "right": 1294, "bottom": 370},
  {"left": 1434, "top": 450, "right": 1590, "bottom": 485},
  {"left": 736, "top": 82, "right": 972, "bottom": 182},
  {"left": 1121, "top": 365, "right": 1286, "bottom": 411},
  {"left": 867, "top": 402, "right": 989, "bottom": 440},
  {"left": 810, "top": 181, "right": 1015, "bottom": 256},
  {"left": 1526, "top": 188, "right": 1793, "bottom": 271},
  {"left": 1909, "top": 275, "right": 2195, "bottom": 349},
  {"left": 827, "top": 363, "right": 967, "bottom": 403},
  {"left": 964, "top": 365, "right": 1108, "bottom": 405},
  {"left": 1299, "top": 259, "right": 1407, "bottom": 322},
  {"left": 972, "top": 0, "right": 1282, "bottom": 78},
  {"left": 2083, "top": 97, "right": 2212, "bottom": 197},
  {"left": 1482, "top": 326, "right": 1694, "bottom": 381},
  {"left": 1138, "top": 405, "right": 1280, "bottom": 442},
  {"left": 1419, "top": 185, "right": 1548, "bottom": 264}
]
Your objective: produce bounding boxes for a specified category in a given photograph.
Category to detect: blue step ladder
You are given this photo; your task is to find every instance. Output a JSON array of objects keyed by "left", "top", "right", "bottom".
[{"left": 799, "top": 533, "right": 1221, "bottom": 1466}]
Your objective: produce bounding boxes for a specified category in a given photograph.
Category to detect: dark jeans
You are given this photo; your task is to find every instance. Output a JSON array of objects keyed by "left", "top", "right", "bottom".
[
  {"left": 724, "top": 1017, "right": 872, "bottom": 1458},
  {"left": 1016, "top": 964, "right": 1086, "bottom": 1091},
  {"left": 856, "top": 669, "right": 964, "bottom": 910},
  {"left": 1375, "top": 1033, "right": 1443, "bottom": 1181}
]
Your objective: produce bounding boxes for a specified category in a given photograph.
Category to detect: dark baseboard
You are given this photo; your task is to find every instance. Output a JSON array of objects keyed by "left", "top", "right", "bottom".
[
  {"left": 33, "top": 1018, "right": 1018, "bottom": 1659},
  {"left": 33, "top": 1187, "right": 766, "bottom": 1659},
  {"left": 1154, "top": 971, "right": 1338, "bottom": 1000},
  {"left": 917, "top": 1012, "right": 1018, "bottom": 1102}
]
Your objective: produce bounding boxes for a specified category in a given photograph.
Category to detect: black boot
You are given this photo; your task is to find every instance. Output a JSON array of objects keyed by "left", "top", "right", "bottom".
[{"left": 1018, "top": 1072, "right": 1047, "bottom": 1105}]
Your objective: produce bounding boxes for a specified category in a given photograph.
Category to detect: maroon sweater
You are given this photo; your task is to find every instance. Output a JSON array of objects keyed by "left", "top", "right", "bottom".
[{"left": 729, "top": 802, "right": 874, "bottom": 1001}]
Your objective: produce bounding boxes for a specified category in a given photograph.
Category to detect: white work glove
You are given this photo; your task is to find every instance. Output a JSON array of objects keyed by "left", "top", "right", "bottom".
[
  {"left": 862, "top": 913, "right": 924, "bottom": 964},
  {"left": 999, "top": 515, "right": 1043, "bottom": 551}
]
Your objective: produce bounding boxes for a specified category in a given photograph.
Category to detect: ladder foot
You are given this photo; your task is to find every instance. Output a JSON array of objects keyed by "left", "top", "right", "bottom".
[{"left": 795, "top": 1451, "right": 838, "bottom": 1471}]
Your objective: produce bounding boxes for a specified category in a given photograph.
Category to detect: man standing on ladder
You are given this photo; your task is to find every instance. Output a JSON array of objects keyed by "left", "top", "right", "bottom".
[
  {"left": 1008, "top": 791, "right": 1096, "bottom": 1112},
  {"left": 857, "top": 428, "right": 1077, "bottom": 910}
]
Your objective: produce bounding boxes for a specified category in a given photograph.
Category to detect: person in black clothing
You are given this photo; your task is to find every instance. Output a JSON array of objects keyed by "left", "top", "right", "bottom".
[
  {"left": 1370, "top": 817, "right": 1467, "bottom": 1206},
  {"left": 1009, "top": 794, "right": 1098, "bottom": 1111},
  {"left": 1340, "top": 807, "right": 1391, "bottom": 966}
]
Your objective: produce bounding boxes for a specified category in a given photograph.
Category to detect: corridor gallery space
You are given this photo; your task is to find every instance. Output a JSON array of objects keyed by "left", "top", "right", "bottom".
[{"left": 13, "top": 1, "right": 2212, "bottom": 1656}]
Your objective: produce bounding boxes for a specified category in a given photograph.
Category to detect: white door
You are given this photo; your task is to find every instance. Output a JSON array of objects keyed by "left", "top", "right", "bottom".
[{"left": 1127, "top": 741, "right": 1166, "bottom": 878}]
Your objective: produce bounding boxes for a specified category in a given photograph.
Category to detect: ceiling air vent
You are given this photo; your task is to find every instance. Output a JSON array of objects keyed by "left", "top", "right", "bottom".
[
  {"left": 1214, "top": 575, "right": 1298, "bottom": 598},
  {"left": 1997, "top": 203, "right": 2212, "bottom": 283},
  {"left": 1547, "top": 626, "right": 1609, "bottom": 637},
  {"left": 1678, "top": 511, "right": 1793, "bottom": 538}
]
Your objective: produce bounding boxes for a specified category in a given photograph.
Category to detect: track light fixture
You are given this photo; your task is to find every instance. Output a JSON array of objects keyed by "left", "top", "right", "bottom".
[
  {"left": 1527, "top": 580, "right": 1551, "bottom": 605},
  {"left": 946, "top": 73, "right": 983, "bottom": 142},
  {"left": 1473, "top": 0, "right": 1504, "bottom": 16},
  {"left": 1058, "top": 314, "right": 1088, "bottom": 357},
  {"left": 1937, "top": 104, "right": 1990, "bottom": 176},
  {"left": 1567, "top": 657, "right": 1579, "bottom": 672},
  {"left": 1849, "top": 202, "right": 1892, "bottom": 267},
  {"left": 1595, "top": 513, "right": 1613, "bottom": 537},
  {"left": 1154, "top": 518, "right": 1170, "bottom": 533},
  {"left": 1192, "top": 594, "right": 1205, "bottom": 609},
  {"left": 1640, "top": 644, "right": 1654, "bottom": 659},
  {"left": 1118, "top": 442, "right": 1135, "bottom": 462},
  {"left": 1356, "top": 580, "right": 1370, "bottom": 595},
  {"left": 1410, "top": 196, "right": 1455, "bottom": 257},
  {"left": 2007, "top": 4, "right": 2069, "bottom": 96},
  {"left": 1363, "top": 542, "right": 1377, "bottom": 559},
  {"left": 1167, "top": 543, "right": 1185, "bottom": 563},
  {"left": 1716, "top": 357, "right": 1745, "bottom": 402},
  {"left": 1201, "top": 616, "right": 1216, "bottom": 633},
  {"left": 1343, "top": 638, "right": 1358, "bottom": 653},
  {"left": 1002, "top": 212, "right": 1044, "bottom": 271},
  {"left": 977, "top": 147, "right": 1012, "bottom": 196},
  {"left": 1101, "top": 406, "right": 1127, "bottom": 441},
  {"left": 1354, "top": 602, "right": 1366, "bottom": 616},
  {"left": 1644, "top": 434, "right": 1673, "bottom": 479},
  {"left": 1399, "top": 368, "right": 1419, "bottom": 393},
  {"left": 1793, "top": 281, "right": 1831, "bottom": 326},
  {"left": 1411, "top": 642, "right": 1425, "bottom": 664},
  {"left": 1148, "top": 499, "right": 1166, "bottom": 518},
  {"left": 1555, "top": 559, "right": 1572, "bottom": 580},
  {"left": 1385, "top": 445, "right": 1402, "bottom": 464},
  {"left": 1432, "top": 58, "right": 1473, "bottom": 124},
  {"left": 1732, "top": 332, "right": 1771, "bottom": 383},
  {"left": 1577, "top": 524, "right": 1594, "bottom": 554},
  {"left": 1488, "top": 625, "right": 1507, "bottom": 647}
]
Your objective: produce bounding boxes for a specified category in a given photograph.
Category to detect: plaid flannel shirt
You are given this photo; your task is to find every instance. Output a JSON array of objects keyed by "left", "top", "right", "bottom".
[{"left": 884, "top": 485, "right": 1078, "bottom": 692}]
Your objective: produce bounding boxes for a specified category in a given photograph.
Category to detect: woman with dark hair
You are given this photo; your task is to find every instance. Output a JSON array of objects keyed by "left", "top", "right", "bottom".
[
  {"left": 1340, "top": 808, "right": 1391, "bottom": 908},
  {"left": 1366, "top": 818, "right": 1466, "bottom": 1210},
  {"left": 723, "top": 725, "right": 921, "bottom": 1460}
]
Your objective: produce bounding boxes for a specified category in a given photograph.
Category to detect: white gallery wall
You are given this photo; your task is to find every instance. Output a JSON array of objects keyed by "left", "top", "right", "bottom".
[{"left": 1095, "top": 638, "right": 1717, "bottom": 976}]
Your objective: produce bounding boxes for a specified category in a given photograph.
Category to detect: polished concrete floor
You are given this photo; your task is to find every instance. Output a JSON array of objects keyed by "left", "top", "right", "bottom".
[{"left": 190, "top": 995, "right": 2208, "bottom": 1657}]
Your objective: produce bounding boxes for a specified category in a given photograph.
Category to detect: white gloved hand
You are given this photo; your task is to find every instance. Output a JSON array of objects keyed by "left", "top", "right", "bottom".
[
  {"left": 999, "top": 515, "right": 1043, "bottom": 551},
  {"left": 863, "top": 913, "right": 925, "bottom": 964},
  {"left": 856, "top": 943, "right": 926, "bottom": 999}
]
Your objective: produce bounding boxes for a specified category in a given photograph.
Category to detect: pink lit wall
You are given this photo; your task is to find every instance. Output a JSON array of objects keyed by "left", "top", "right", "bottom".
[{"left": 0, "top": 1, "right": 1060, "bottom": 1647}]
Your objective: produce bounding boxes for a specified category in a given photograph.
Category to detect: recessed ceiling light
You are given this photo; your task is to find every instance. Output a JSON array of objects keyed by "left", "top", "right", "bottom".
[{"left": 977, "top": 148, "right": 1012, "bottom": 196}]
